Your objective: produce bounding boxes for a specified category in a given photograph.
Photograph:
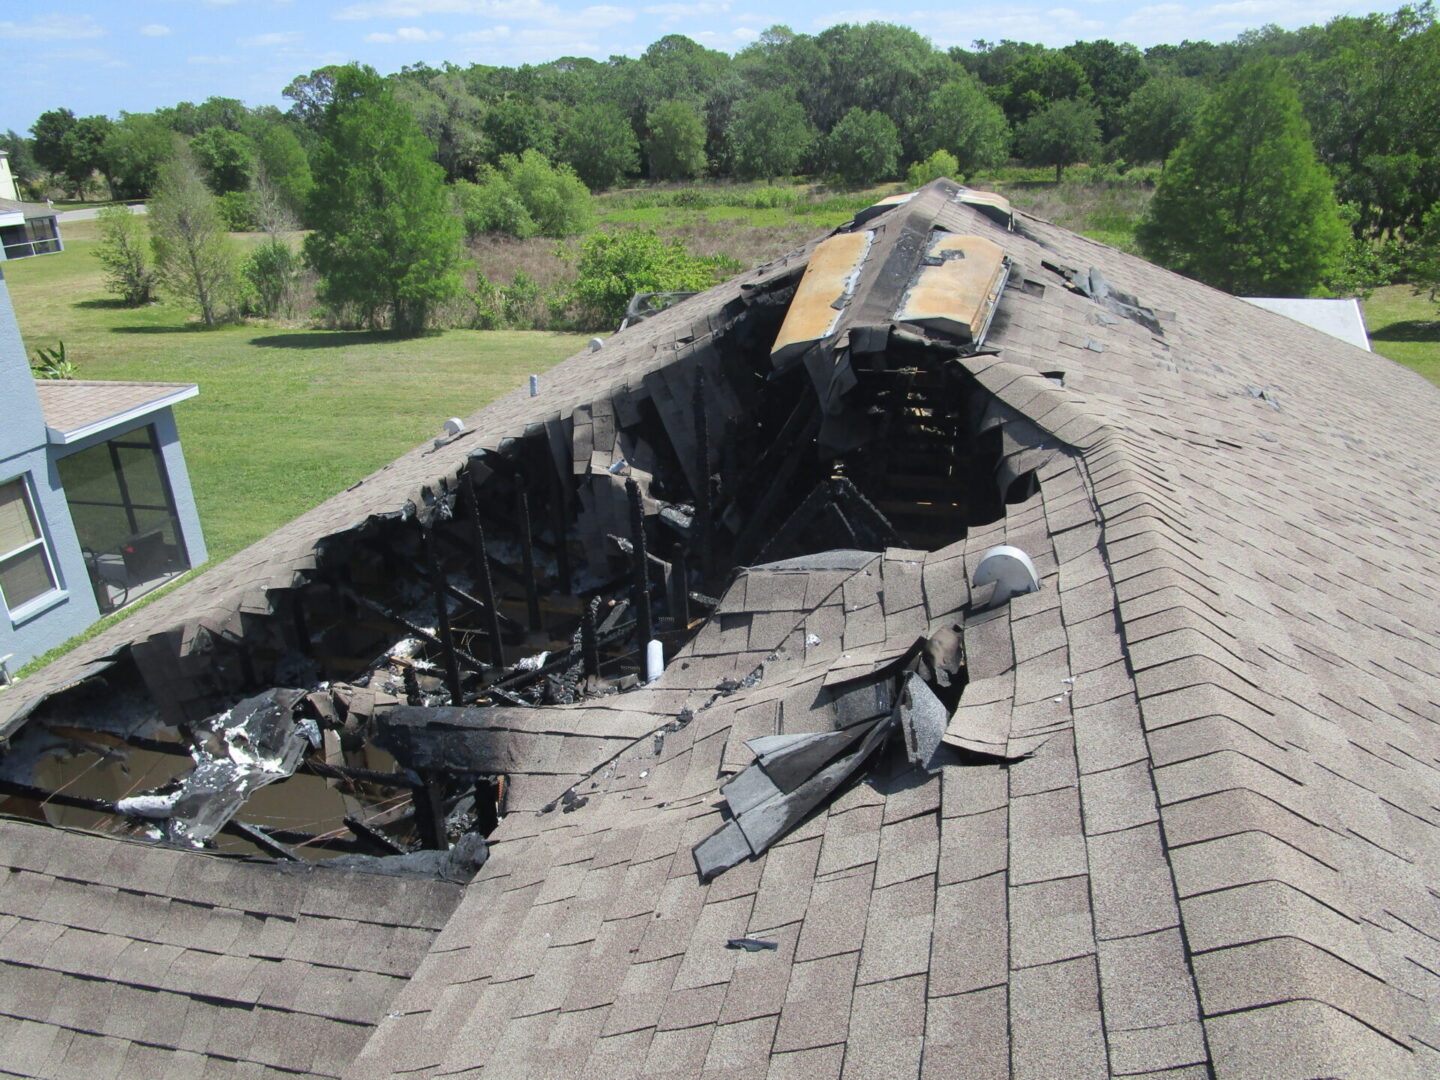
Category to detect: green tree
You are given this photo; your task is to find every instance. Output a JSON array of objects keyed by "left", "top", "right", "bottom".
[
  {"left": 998, "top": 50, "right": 1091, "bottom": 126},
  {"left": 912, "top": 75, "right": 1010, "bottom": 176},
  {"left": 558, "top": 102, "right": 638, "bottom": 191},
  {"left": 31, "top": 109, "right": 77, "bottom": 177},
  {"left": 33, "top": 109, "right": 111, "bottom": 196},
  {"left": 645, "top": 100, "right": 707, "bottom": 181},
  {"left": 95, "top": 205, "right": 156, "bottom": 305},
  {"left": 393, "top": 69, "right": 488, "bottom": 180},
  {"left": 304, "top": 64, "right": 462, "bottom": 336},
  {"left": 191, "top": 126, "right": 255, "bottom": 194},
  {"left": 799, "top": 23, "right": 953, "bottom": 153},
  {"left": 1016, "top": 98, "right": 1102, "bottom": 181},
  {"left": 825, "top": 108, "right": 900, "bottom": 187},
  {"left": 103, "top": 113, "right": 172, "bottom": 199},
  {"left": 728, "top": 91, "right": 813, "bottom": 181},
  {"left": 1115, "top": 75, "right": 1209, "bottom": 169},
  {"left": 1061, "top": 39, "right": 1149, "bottom": 140},
  {"left": 1137, "top": 61, "right": 1346, "bottom": 295},
  {"left": 251, "top": 123, "right": 313, "bottom": 219},
  {"left": 1289, "top": 5, "right": 1440, "bottom": 239},
  {"left": 1, "top": 131, "right": 40, "bottom": 191},
  {"left": 482, "top": 95, "right": 556, "bottom": 162},
  {"left": 149, "top": 141, "right": 238, "bottom": 325}
]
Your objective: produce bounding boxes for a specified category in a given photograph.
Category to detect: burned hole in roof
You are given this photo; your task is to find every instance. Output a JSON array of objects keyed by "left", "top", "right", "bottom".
[{"left": 1, "top": 191, "right": 1066, "bottom": 874}]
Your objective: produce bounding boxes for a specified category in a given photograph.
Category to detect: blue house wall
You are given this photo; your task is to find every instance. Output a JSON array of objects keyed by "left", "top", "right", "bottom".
[{"left": 0, "top": 268, "right": 99, "bottom": 671}]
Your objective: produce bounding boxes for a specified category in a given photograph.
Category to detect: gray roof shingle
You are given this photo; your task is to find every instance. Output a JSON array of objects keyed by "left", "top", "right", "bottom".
[{"left": 2, "top": 178, "right": 1438, "bottom": 1078}]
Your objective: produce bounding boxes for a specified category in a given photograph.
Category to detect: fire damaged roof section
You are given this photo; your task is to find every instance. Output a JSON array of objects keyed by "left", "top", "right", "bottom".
[{"left": 2, "top": 178, "right": 1440, "bottom": 1080}]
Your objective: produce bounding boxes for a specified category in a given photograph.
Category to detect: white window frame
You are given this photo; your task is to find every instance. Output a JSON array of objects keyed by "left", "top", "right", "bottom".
[{"left": 1, "top": 472, "right": 65, "bottom": 624}]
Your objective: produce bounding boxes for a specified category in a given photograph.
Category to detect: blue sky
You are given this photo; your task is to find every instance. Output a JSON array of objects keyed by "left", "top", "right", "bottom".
[{"left": 2, "top": 0, "right": 1399, "bottom": 132}]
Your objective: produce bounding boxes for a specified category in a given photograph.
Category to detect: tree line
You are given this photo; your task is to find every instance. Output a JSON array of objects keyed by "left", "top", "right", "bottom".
[{"left": 7, "top": 6, "right": 1440, "bottom": 330}]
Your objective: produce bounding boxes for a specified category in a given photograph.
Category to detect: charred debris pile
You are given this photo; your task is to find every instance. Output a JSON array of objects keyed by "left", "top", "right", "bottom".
[{"left": 0, "top": 190, "right": 1063, "bottom": 873}]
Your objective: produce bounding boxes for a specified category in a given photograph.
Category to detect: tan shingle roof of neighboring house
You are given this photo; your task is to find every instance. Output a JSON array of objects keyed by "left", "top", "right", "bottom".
[
  {"left": 2, "top": 180, "right": 1439, "bottom": 1079},
  {"left": 33, "top": 379, "right": 198, "bottom": 443}
]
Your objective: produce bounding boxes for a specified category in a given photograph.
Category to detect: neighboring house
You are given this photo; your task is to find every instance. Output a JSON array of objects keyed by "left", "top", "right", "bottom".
[
  {"left": 1243, "top": 295, "right": 1372, "bottom": 351},
  {"left": 1, "top": 180, "right": 1439, "bottom": 1080},
  {"left": 0, "top": 265, "right": 205, "bottom": 673},
  {"left": 0, "top": 150, "right": 63, "bottom": 262}
]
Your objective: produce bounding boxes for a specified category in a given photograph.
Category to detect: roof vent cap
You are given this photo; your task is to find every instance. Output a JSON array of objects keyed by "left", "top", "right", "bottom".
[{"left": 973, "top": 545, "right": 1040, "bottom": 606}]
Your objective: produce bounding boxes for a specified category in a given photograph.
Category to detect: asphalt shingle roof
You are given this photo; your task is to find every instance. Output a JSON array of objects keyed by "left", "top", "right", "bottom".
[{"left": 1, "top": 180, "right": 1438, "bottom": 1078}]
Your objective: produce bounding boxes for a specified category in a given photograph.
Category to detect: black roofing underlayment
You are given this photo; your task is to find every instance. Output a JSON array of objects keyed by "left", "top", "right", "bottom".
[{"left": 2, "top": 179, "right": 1439, "bottom": 1079}]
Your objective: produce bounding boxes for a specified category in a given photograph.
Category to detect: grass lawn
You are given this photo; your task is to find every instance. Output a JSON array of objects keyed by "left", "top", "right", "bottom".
[
  {"left": 1364, "top": 284, "right": 1440, "bottom": 386},
  {"left": 6, "top": 219, "right": 586, "bottom": 565}
]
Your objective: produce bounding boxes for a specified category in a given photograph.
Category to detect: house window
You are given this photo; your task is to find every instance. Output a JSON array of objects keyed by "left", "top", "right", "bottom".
[{"left": 0, "top": 476, "right": 59, "bottom": 612}]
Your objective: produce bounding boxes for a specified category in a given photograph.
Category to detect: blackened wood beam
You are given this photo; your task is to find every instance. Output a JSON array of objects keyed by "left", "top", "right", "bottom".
[
  {"left": 230, "top": 821, "right": 300, "bottom": 861},
  {"left": 344, "top": 814, "right": 408, "bottom": 855},
  {"left": 412, "top": 780, "right": 449, "bottom": 851},
  {"left": 340, "top": 587, "right": 489, "bottom": 675},
  {"left": 693, "top": 366, "right": 713, "bottom": 578},
  {"left": 403, "top": 665, "right": 423, "bottom": 705},
  {"left": 733, "top": 407, "right": 823, "bottom": 564},
  {"left": 423, "top": 526, "right": 466, "bottom": 707},
  {"left": 626, "top": 477, "right": 653, "bottom": 650},
  {"left": 467, "top": 476, "right": 507, "bottom": 669},
  {"left": 473, "top": 777, "right": 500, "bottom": 836},
  {"left": 517, "top": 491, "right": 543, "bottom": 633},
  {"left": 581, "top": 600, "right": 600, "bottom": 679},
  {"left": 119, "top": 734, "right": 415, "bottom": 788},
  {"left": 672, "top": 547, "right": 692, "bottom": 628},
  {"left": 545, "top": 449, "right": 573, "bottom": 596}
]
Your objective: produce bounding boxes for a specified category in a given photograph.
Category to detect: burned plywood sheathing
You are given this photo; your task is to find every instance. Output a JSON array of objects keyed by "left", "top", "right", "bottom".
[{"left": 897, "top": 230, "right": 1011, "bottom": 344}]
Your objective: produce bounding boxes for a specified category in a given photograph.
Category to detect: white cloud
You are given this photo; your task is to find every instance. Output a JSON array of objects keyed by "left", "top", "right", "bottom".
[
  {"left": 366, "top": 26, "right": 447, "bottom": 41},
  {"left": 0, "top": 15, "right": 105, "bottom": 41},
  {"left": 581, "top": 6, "right": 636, "bottom": 27},
  {"left": 139, "top": 24, "right": 172, "bottom": 37},
  {"left": 455, "top": 25, "right": 514, "bottom": 41},
  {"left": 241, "top": 31, "right": 303, "bottom": 46},
  {"left": 42, "top": 47, "right": 125, "bottom": 67},
  {"left": 692, "top": 25, "right": 761, "bottom": 47},
  {"left": 643, "top": 2, "right": 730, "bottom": 15},
  {"left": 336, "top": 0, "right": 560, "bottom": 19}
]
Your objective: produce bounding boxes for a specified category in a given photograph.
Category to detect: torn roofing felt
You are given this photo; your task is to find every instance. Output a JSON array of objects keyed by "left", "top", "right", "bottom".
[{"left": 3, "top": 178, "right": 1440, "bottom": 1080}]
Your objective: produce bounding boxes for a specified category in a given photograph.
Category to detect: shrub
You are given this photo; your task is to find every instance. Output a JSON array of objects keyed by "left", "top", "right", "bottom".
[
  {"left": 505, "top": 150, "right": 595, "bottom": 237},
  {"left": 215, "top": 191, "right": 258, "bottom": 231},
  {"left": 95, "top": 205, "right": 156, "bottom": 306},
  {"left": 568, "top": 229, "right": 734, "bottom": 329},
  {"left": 906, "top": 150, "right": 959, "bottom": 189},
  {"left": 243, "top": 237, "right": 302, "bottom": 318},
  {"left": 454, "top": 173, "right": 537, "bottom": 240},
  {"left": 455, "top": 152, "right": 594, "bottom": 239},
  {"left": 471, "top": 271, "right": 502, "bottom": 329},
  {"left": 502, "top": 269, "right": 542, "bottom": 329}
]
